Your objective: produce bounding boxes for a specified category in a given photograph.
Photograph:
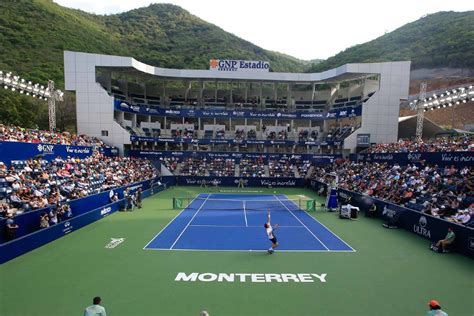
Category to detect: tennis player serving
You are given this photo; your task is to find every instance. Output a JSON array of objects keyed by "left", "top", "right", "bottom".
[{"left": 264, "top": 210, "right": 279, "bottom": 254}]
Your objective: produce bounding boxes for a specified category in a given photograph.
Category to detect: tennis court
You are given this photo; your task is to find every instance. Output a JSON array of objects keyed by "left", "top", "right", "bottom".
[{"left": 144, "top": 193, "right": 354, "bottom": 252}]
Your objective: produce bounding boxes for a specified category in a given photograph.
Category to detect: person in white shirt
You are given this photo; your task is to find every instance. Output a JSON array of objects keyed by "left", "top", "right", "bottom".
[
  {"left": 84, "top": 296, "right": 106, "bottom": 316},
  {"left": 264, "top": 210, "right": 279, "bottom": 254}
]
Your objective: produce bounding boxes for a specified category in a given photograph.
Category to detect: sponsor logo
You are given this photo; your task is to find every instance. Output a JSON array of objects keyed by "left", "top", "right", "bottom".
[
  {"left": 373, "top": 154, "right": 394, "bottom": 161},
  {"left": 62, "top": 221, "right": 73, "bottom": 234},
  {"left": 210, "top": 59, "right": 270, "bottom": 72},
  {"left": 65, "top": 146, "right": 91, "bottom": 155},
  {"left": 105, "top": 238, "right": 125, "bottom": 249},
  {"left": 408, "top": 153, "right": 422, "bottom": 161},
  {"left": 37, "top": 144, "right": 54, "bottom": 154},
  {"left": 441, "top": 153, "right": 473, "bottom": 163},
  {"left": 382, "top": 206, "right": 397, "bottom": 220},
  {"left": 165, "top": 110, "right": 181, "bottom": 115},
  {"left": 232, "top": 111, "right": 245, "bottom": 116},
  {"left": 260, "top": 179, "right": 296, "bottom": 187},
  {"left": 300, "top": 113, "right": 324, "bottom": 118},
  {"left": 326, "top": 112, "right": 337, "bottom": 118},
  {"left": 184, "top": 178, "right": 222, "bottom": 185},
  {"left": 413, "top": 215, "right": 431, "bottom": 238},
  {"left": 100, "top": 206, "right": 112, "bottom": 216},
  {"left": 338, "top": 110, "right": 347, "bottom": 116},
  {"left": 175, "top": 272, "right": 327, "bottom": 283}
]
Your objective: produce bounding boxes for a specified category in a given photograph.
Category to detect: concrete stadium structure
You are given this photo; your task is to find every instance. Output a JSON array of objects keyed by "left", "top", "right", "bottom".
[{"left": 64, "top": 51, "right": 410, "bottom": 154}]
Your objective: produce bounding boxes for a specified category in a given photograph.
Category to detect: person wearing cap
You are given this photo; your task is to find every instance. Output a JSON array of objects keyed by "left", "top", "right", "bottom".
[
  {"left": 4, "top": 213, "right": 19, "bottom": 241},
  {"left": 427, "top": 299, "right": 448, "bottom": 315},
  {"left": 433, "top": 227, "right": 455, "bottom": 253}
]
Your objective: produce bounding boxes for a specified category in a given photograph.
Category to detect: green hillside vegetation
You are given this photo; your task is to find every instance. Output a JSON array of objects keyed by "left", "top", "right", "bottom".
[
  {"left": 0, "top": 1, "right": 472, "bottom": 130},
  {"left": 0, "top": 0, "right": 306, "bottom": 89},
  {"left": 308, "top": 11, "right": 474, "bottom": 72}
]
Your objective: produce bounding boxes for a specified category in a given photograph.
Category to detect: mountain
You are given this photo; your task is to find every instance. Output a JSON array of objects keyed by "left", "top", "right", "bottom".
[
  {"left": 0, "top": 0, "right": 307, "bottom": 89},
  {"left": 308, "top": 11, "right": 474, "bottom": 72}
]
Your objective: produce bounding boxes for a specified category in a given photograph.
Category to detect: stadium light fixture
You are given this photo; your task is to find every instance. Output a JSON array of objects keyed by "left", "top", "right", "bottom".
[{"left": 0, "top": 70, "right": 64, "bottom": 131}]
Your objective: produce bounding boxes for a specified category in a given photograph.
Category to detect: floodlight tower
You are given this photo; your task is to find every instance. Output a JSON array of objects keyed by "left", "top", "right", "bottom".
[
  {"left": 47, "top": 80, "right": 64, "bottom": 131},
  {"left": 410, "top": 82, "right": 427, "bottom": 142},
  {"left": 0, "top": 70, "right": 64, "bottom": 131}
]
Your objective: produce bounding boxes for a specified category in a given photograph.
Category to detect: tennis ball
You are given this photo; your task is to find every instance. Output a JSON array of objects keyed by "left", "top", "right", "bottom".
[{"left": 273, "top": 190, "right": 276, "bottom": 193}]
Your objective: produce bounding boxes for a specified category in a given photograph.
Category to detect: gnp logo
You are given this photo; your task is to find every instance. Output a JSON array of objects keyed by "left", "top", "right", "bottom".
[
  {"left": 209, "top": 59, "right": 219, "bottom": 69},
  {"left": 37, "top": 144, "right": 54, "bottom": 154},
  {"left": 413, "top": 215, "right": 431, "bottom": 238},
  {"left": 209, "top": 59, "right": 270, "bottom": 72}
]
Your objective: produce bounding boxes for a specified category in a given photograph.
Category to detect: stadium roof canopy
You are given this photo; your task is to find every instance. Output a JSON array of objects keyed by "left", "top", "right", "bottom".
[{"left": 398, "top": 115, "right": 445, "bottom": 139}]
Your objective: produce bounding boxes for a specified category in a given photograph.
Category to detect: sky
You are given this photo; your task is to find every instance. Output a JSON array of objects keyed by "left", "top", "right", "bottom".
[{"left": 54, "top": 0, "right": 473, "bottom": 60}]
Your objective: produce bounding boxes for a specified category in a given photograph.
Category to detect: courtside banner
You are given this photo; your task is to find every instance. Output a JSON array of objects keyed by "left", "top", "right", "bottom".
[
  {"left": 0, "top": 180, "right": 165, "bottom": 264},
  {"left": 209, "top": 59, "right": 270, "bottom": 72},
  {"left": 310, "top": 180, "right": 474, "bottom": 259},
  {"left": 0, "top": 178, "right": 158, "bottom": 243},
  {"left": 176, "top": 176, "right": 304, "bottom": 187},
  {"left": 357, "top": 151, "right": 474, "bottom": 168}
]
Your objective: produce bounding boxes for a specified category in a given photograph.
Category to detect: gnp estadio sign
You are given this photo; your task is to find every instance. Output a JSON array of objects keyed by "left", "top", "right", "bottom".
[{"left": 210, "top": 59, "right": 270, "bottom": 72}]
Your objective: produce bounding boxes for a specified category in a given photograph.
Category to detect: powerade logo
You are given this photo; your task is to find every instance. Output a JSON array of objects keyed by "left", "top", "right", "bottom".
[
  {"left": 413, "top": 215, "right": 431, "bottom": 238},
  {"left": 209, "top": 59, "right": 270, "bottom": 72}
]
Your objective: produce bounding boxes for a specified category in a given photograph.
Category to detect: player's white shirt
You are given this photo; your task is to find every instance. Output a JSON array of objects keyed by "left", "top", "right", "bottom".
[
  {"left": 266, "top": 226, "right": 274, "bottom": 239},
  {"left": 84, "top": 304, "right": 106, "bottom": 316}
]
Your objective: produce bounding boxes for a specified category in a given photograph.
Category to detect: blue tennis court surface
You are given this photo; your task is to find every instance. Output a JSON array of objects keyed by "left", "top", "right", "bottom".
[{"left": 144, "top": 194, "right": 355, "bottom": 252}]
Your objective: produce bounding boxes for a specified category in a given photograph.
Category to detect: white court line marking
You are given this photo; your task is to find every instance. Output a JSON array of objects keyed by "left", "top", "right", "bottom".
[
  {"left": 293, "top": 202, "right": 356, "bottom": 252},
  {"left": 144, "top": 248, "right": 354, "bottom": 253},
  {"left": 143, "top": 196, "right": 199, "bottom": 250},
  {"left": 188, "top": 224, "right": 303, "bottom": 228},
  {"left": 274, "top": 195, "right": 330, "bottom": 251},
  {"left": 170, "top": 195, "right": 210, "bottom": 249},
  {"left": 243, "top": 200, "right": 248, "bottom": 227}
]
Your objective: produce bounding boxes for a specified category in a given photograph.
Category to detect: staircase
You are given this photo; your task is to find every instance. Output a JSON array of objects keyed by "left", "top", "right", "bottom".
[{"left": 235, "top": 165, "right": 240, "bottom": 177}]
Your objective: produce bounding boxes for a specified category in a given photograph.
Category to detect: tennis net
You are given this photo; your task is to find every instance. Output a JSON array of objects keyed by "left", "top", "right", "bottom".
[{"left": 172, "top": 197, "right": 316, "bottom": 212}]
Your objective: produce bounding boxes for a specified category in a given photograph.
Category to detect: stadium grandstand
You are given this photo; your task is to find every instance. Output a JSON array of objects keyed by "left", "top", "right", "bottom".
[{"left": 1, "top": 54, "right": 473, "bottom": 315}]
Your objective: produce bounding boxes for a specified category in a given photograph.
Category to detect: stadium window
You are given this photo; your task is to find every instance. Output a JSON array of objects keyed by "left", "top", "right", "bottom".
[{"left": 101, "top": 130, "right": 109, "bottom": 136}]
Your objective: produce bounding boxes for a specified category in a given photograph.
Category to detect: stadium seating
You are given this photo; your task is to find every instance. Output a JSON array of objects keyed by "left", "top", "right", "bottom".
[
  {"left": 311, "top": 160, "right": 473, "bottom": 223},
  {"left": 0, "top": 154, "right": 157, "bottom": 216},
  {"left": 0, "top": 124, "right": 112, "bottom": 148},
  {"left": 366, "top": 135, "right": 474, "bottom": 153}
]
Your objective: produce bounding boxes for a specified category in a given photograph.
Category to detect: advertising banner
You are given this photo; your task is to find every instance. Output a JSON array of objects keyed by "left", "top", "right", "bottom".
[
  {"left": 357, "top": 151, "right": 474, "bottom": 167},
  {"left": 115, "top": 100, "right": 362, "bottom": 121},
  {"left": 127, "top": 150, "right": 340, "bottom": 165},
  {"left": 310, "top": 180, "right": 474, "bottom": 259}
]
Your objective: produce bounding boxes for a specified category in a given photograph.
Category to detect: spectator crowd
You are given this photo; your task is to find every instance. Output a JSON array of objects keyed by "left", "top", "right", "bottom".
[
  {"left": 367, "top": 135, "right": 474, "bottom": 153},
  {"left": 312, "top": 160, "right": 473, "bottom": 226},
  {"left": 0, "top": 154, "right": 157, "bottom": 217},
  {"left": 0, "top": 124, "right": 111, "bottom": 148}
]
